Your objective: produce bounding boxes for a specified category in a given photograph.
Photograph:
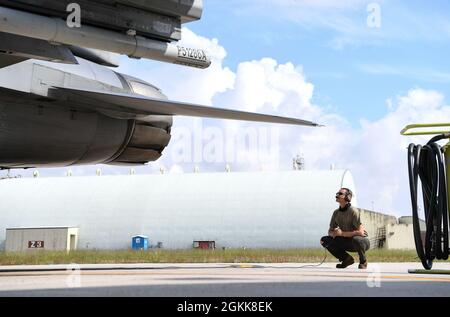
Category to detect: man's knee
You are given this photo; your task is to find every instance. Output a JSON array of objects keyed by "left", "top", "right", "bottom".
[
  {"left": 352, "top": 236, "right": 370, "bottom": 250},
  {"left": 320, "top": 236, "right": 332, "bottom": 248}
]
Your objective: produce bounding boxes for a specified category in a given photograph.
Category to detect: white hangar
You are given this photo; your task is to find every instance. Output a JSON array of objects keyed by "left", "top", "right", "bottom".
[{"left": 0, "top": 170, "right": 402, "bottom": 250}]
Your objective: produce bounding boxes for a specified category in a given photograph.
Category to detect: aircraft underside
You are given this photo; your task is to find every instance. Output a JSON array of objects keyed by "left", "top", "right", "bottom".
[{"left": 0, "top": 95, "right": 172, "bottom": 168}]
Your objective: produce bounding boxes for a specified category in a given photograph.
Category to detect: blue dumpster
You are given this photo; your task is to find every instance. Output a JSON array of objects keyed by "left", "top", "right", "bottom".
[{"left": 131, "top": 235, "right": 148, "bottom": 250}]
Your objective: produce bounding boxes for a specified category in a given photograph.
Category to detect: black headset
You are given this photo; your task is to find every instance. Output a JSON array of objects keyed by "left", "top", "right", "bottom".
[
  {"left": 341, "top": 188, "right": 353, "bottom": 202},
  {"left": 335, "top": 188, "right": 353, "bottom": 202}
]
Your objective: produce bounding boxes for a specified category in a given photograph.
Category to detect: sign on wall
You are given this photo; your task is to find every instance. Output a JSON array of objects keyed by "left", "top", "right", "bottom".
[{"left": 28, "top": 241, "right": 44, "bottom": 248}]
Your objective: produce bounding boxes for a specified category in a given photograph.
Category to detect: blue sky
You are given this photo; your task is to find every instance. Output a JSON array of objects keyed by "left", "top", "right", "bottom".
[
  {"left": 3, "top": 1, "right": 449, "bottom": 216},
  {"left": 114, "top": 0, "right": 449, "bottom": 215},
  {"left": 188, "top": 0, "right": 450, "bottom": 125}
]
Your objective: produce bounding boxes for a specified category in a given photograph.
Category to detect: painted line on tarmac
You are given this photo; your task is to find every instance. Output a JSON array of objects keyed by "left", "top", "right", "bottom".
[{"left": 2, "top": 269, "right": 450, "bottom": 283}]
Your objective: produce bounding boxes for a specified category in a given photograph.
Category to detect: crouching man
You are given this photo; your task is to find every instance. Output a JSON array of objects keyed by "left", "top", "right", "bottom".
[{"left": 320, "top": 188, "right": 370, "bottom": 269}]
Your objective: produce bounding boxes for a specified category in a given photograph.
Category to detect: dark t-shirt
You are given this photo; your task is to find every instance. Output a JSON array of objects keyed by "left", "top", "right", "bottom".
[{"left": 329, "top": 205, "right": 368, "bottom": 237}]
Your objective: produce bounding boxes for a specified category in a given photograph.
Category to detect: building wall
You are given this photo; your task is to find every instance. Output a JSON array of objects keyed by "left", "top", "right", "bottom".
[
  {"left": 0, "top": 170, "right": 396, "bottom": 250},
  {"left": 399, "top": 216, "right": 426, "bottom": 231},
  {"left": 360, "top": 209, "right": 397, "bottom": 249},
  {"left": 67, "top": 228, "right": 79, "bottom": 251},
  {"left": 5, "top": 227, "right": 77, "bottom": 252},
  {"left": 385, "top": 223, "right": 416, "bottom": 250}
]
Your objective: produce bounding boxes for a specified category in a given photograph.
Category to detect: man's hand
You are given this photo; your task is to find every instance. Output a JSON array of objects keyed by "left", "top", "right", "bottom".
[
  {"left": 329, "top": 227, "right": 342, "bottom": 238},
  {"left": 330, "top": 226, "right": 365, "bottom": 238},
  {"left": 352, "top": 225, "right": 366, "bottom": 237},
  {"left": 341, "top": 226, "right": 366, "bottom": 238},
  {"left": 334, "top": 228, "right": 343, "bottom": 237}
]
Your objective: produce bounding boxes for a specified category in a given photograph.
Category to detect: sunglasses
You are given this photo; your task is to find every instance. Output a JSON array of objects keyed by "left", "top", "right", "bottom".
[{"left": 336, "top": 192, "right": 346, "bottom": 196}]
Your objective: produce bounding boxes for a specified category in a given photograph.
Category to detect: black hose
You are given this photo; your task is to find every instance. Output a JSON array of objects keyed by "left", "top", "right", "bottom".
[{"left": 407, "top": 135, "right": 449, "bottom": 270}]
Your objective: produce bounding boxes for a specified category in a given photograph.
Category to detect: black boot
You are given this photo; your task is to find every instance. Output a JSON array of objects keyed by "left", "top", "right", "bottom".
[{"left": 336, "top": 255, "right": 354, "bottom": 269}]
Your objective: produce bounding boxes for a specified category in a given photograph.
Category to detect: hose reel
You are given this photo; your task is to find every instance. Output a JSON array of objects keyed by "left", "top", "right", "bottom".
[{"left": 401, "top": 123, "right": 450, "bottom": 270}]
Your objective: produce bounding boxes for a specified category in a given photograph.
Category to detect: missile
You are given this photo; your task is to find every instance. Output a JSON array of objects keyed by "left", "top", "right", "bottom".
[{"left": 0, "top": 6, "right": 211, "bottom": 69}]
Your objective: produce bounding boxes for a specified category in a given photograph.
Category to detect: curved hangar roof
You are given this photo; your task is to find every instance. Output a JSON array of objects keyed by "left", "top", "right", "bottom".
[{"left": 0, "top": 170, "right": 357, "bottom": 249}]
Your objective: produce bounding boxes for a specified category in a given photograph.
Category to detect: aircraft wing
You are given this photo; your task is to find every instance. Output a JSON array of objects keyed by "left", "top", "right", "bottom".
[{"left": 50, "top": 87, "right": 321, "bottom": 127}]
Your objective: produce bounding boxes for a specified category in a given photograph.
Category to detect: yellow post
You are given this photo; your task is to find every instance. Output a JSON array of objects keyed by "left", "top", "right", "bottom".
[
  {"left": 445, "top": 141, "right": 450, "bottom": 217},
  {"left": 400, "top": 122, "right": 450, "bottom": 136}
]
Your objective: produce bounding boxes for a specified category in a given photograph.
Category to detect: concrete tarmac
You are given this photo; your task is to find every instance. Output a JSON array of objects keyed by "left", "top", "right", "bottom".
[{"left": 0, "top": 262, "right": 450, "bottom": 296}]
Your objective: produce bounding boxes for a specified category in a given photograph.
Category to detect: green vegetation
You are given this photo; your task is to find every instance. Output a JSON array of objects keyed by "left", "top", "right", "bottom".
[{"left": 0, "top": 248, "right": 424, "bottom": 265}]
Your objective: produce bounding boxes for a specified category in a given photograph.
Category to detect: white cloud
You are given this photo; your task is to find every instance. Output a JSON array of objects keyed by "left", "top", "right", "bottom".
[
  {"left": 151, "top": 31, "right": 450, "bottom": 217},
  {"left": 346, "top": 89, "right": 449, "bottom": 214},
  {"left": 116, "top": 28, "right": 235, "bottom": 105},
  {"left": 4, "top": 29, "right": 450, "bottom": 219},
  {"left": 215, "top": 58, "right": 316, "bottom": 114},
  {"left": 272, "top": 88, "right": 449, "bottom": 216}
]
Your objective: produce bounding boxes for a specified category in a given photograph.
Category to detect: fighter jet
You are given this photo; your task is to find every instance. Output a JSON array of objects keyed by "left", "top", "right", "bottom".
[{"left": 0, "top": 1, "right": 320, "bottom": 169}]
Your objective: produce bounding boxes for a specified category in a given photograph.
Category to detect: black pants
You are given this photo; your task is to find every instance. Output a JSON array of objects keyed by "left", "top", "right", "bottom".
[{"left": 320, "top": 236, "right": 370, "bottom": 263}]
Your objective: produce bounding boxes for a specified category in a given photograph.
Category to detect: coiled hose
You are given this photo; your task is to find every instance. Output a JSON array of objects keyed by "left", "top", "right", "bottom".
[{"left": 407, "top": 134, "right": 449, "bottom": 269}]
